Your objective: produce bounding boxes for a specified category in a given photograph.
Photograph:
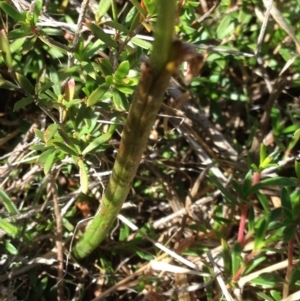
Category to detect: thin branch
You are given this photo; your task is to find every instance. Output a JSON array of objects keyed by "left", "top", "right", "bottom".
[
  {"left": 254, "top": 0, "right": 274, "bottom": 93},
  {"left": 255, "top": 0, "right": 273, "bottom": 55},
  {"left": 68, "top": 0, "right": 90, "bottom": 67},
  {"left": 47, "top": 174, "right": 65, "bottom": 301},
  {"left": 192, "top": 0, "right": 221, "bottom": 25}
]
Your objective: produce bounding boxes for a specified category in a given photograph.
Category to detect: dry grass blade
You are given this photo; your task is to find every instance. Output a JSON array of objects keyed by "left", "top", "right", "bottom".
[
  {"left": 281, "top": 290, "right": 300, "bottom": 301},
  {"left": 207, "top": 251, "right": 234, "bottom": 301},
  {"left": 238, "top": 259, "right": 300, "bottom": 288},
  {"left": 262, "top": 0, "right": 300, "bottom": 53},
  {"left": 117, "top": 214, "right": 202, "bottom": 271}
]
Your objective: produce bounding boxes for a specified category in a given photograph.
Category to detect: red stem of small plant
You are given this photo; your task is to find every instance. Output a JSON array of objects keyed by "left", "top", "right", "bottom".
[
  {"left": 237, "top": 172, "right": 261, "bottom": 246},
  {"left": 238, "top": 204, "right": 249, "bottom": 244},
  {"left": 234, "top": 171, "right": 261, "bottom": 281},
  {"left": 232, "top": 250, "right": 257, "bottom": 282},
  {"left": 232, "top": 265, "right": 244, "bottom": 282}
]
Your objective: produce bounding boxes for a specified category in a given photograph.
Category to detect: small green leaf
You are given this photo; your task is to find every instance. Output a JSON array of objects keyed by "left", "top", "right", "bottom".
[
  {"left": 281, "top": 187, "right": 293, "bottom": 220},
  {"left": 111, "top": 0, "right": 118, "bottom": 21},
  {"left": 114, "top": 61, "right": 130, "bottom": 80},
  {"left": 254, "top": 216, "right": 269, "bottom": 250},
  {"left": 53, "top": 142, "right": 79, "bottom": 156},
  {"left": 250, "top": 273, "right": 284, "bottom": 288},
  {"left": 221, "top": 239, "right": 232, "bottom": 275},
  {"left": 55, "top": 130, "right": 82, "bottom": 155},
  {"left": 259, "top": 144, "right": 267, "bottom": 166},
  {"left": 44, "top": 124, "right": 59, "bottom": 143},
  {"left": 86, "top": 83, "right": 109, "bottom": 106},
  {"left": 99, "top": 58, "right": 113, "bottom": 76},
  {"left": 112, "top": 89, "right": 126, "bottom": 111},
  {"left": 256, "top": 292, "right": 276, "bottom": 301},
  {"left": 119, "top": 224, "right": 130, "bottom": 241},
  {"left": 10, "top": 36, "right": 26, "bottom": 53},
  {"left": 115, "top": 84, "right": 135, "bottom": 94},
  {"left": 289, "top": 266, "right": 300, "bottom": 287},
  {"left": 78, "top": 159, "right": 88, "bottom": 194},
  {"left": 231, "top": 180, "right": 246, "bottom": 199},
  {"left": 248, "top": 206, "right": 255, "bottom": 232},
  {"left": 0, "top": 29, "right": 12, "bottom": 68},
  {"left": 38, "top": 35, "right": 68, "bottom": 54},
  {"left": 63, "top": 217, "right": 75, "bottom": 231},
  {"left": 131, "top": 37, "right": 152, "bottom": 49},
  {"left": 13, "top": 97, "right": 34, "bottom": 111},
  {"left": 33, "top": 0, "right": 43, "bottom": 24},
  {"left": 209, "top": 172, "right": 239, "bottom": 205},
  {"left": 0, "top": 219, "right": 19, "bottom": 237},
  {"left": 232, "top": 242, "right": 242, "bottom": 275},
  {"left": 282, "top": 224, "right": 295, "bottom": 243},
  {"left": 129, "top": 0, "right": 147, "bottom": 16},
  {"left": 244, "top": 256, "right": 266, "bottom": 275},
  {"left": 143, "top": 0, "right": 157, "bottom": 15},
  {"left": 216, "top": 15, "right": 235, "bottom": 39},
  {"left": 0, "top": 2, "right": 26, "bottom": 22},
  {"left": 260, "top": 156, "right": 274, "bottom": 169},
  {"left": 282, "top": 123, "right": 300, "bottom": 135},
  {"left": 49, "top": 66, "right": 61, "bottom": 97},
  {"left": 4, "top": 240, "right": 18, "bottom": 255},
  {"left": 82, "top": 132, "right": 113, "bottom": 155},
  {"left": 136, "top": 249, "right": 153, "bottom": 261},
  {"left": 242, "top": 169, "right": 253, "bottom": 196},
  {"left": 39, "top": 27, "right": 63, "bottom": 36},
  {"left": 8, "top": 26, "right": 33, "bottom": 39},
  {"left": 105, "top": 75, "right": 113, "bottom": 85},
  {"left": 98, "top": 0, "right": 111, "bottom": 18},
  {"left": 57, "top": 129, "right": 79, "bottom": 152},
  {"left": 256, "top": 192, "right": 270, "bottom": 213},
  {"left": 104, "top": 21, "right": 129, "bottom": 34},
  {"left": 64, "top": 79, "right": 76, "bottom": 102},
  {"left": 0, "top": 189, "right": 19, "bottom": 215},
  {"left": 88, "top": 23, "right": 118, "bottom": 48},
  {"left": 15, "top": 72, "right": 35, "bottom": 94},
  {"left": 248, "top": 177, "right": 297, "bottom": 195},
  {"left": 288, "top": 128, "right": 300, "bottom": 153},
  {"left": 81, "top": 40, "right": 103, "bottom": 61},
  {"left": 34, "top": 129, "right": 44, "bottom": 140},
  {"left": 293, "top": 193, "right": 300, "bottom": 214},
  {"left": 38, "top": 148, "right": 56, "bottom": 163},
  {"left": 270, "top": 290, "right": 281, "bottom": 301},
  {"left": 295, "top": 161, "right": 300, "bottom": 179},
  {"left": 128, "top": 10, "right": 142, "bottom": 32},
  {"left": 37, "top": 81, "right": 54, "bottom": 95},
  {"left": 64, "top": 98, "right": 81, "bottom": 108},
  {"left": 251, "top": 163, "right": 259, "bottom": 172},
  {"left": 264, "top": 232, "right": 284, "bottom": 248},
  {"left": 0, "top": 78, "right": 18, "bottom": 89},
  {"left": 44, "top": 150, "right": 58, "bottom": 174}
]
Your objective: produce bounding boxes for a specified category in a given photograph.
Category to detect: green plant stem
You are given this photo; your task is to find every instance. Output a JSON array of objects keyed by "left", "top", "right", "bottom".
[
  {"left": 150, "top": 1, "right": 176, "bottom": 76},
  {"left": 72, "top": 0, "right": 177, "bottom": 259}
]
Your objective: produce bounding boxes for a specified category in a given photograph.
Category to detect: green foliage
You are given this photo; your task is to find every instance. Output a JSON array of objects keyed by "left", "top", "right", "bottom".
[
  {"left": 250, "top": 273, "right": 284, "bottom": 288},
  {"left": 0, "top": 0, "right": 300, "bottom": 300},
  {"left": 0, "top": 189, "right": 19, "bottom": 215}
]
